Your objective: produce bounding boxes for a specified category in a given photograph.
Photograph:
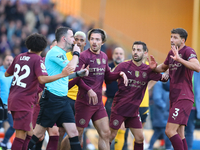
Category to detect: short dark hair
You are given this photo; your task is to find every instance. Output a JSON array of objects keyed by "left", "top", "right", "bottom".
[
  {"left": 55, "top": 26, "right": 72, "bottom": 42},
  {"left": 171, "top": 28, "right": 188, "bottom": 42},
  {"left": 132, "top": 41, "right": 148, "bottom": 52},
  {"left": 25, "top": 33, "right": 47, "bottom": 52},
  {"left": 87, "top": 28, "right": 107, "bottom": 43}
]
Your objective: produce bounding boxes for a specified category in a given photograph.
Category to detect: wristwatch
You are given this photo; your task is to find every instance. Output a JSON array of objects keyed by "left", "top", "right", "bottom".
[{"left": 73, "top": 51, "right": 80, "bottom": 57}]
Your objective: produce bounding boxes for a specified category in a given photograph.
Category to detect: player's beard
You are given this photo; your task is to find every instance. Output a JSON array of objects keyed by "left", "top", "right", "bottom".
[
  {"left": 66, "top": 42, "right": 74, "bottom": 51},
  {"left": 171, "top": 41, "right": 181, "bottom": 48},
  {"left": 133, "top": 54, "right": 143, "bottom": 62},
  {"left": 91, "top": 46, "right": 100, "bottom": 53}
]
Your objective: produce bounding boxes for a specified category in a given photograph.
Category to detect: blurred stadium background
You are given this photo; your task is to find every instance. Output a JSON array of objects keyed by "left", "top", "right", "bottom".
[{"left": 0, "top": 0, "right": 200, "bottom": 149}]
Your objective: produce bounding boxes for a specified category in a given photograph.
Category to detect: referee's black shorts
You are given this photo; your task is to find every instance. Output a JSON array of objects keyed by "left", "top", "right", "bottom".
[{"left": 37, "top": 89, "right": 75, "bottom": 127}]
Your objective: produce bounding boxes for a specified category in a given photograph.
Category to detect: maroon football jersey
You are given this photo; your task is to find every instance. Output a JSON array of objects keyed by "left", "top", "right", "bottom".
[
  {"left": 164, "top": 46, "right": 197, "bottom": 103},
  {"left": 7, "top": 52, "right": 47, "bottom": 112},
  {"left": 112, "top": 60, "right": 162, "bottom": 117},
  {"left": 76, "top": 48, "right": 120, "bottom": 105}
]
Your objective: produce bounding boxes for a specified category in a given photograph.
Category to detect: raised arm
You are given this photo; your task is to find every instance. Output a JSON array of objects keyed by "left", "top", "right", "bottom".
[
  {"left": 38, "top": 65, "right": 74, "bottom": 84},
  {"left": 174, "top": 58, "right": 200, "bottom": 72},
  {"left": 148, "top": 55, "right": 168, "bottom": 73},
  {"left": 170, "top": 46, "right": 200, "bottom": 72},
  {"left": 104, "top": 63, "right": 128, "bottom": 86},
  {"left": 68, "top": 64, "right": 89, "bottom": 79},
  {"left": 66, "top": 44, "right": 80, "bottom": 71}
]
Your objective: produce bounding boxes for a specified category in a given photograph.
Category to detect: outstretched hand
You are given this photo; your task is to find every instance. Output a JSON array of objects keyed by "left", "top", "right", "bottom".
[
  {"left": 62, "top": 65, "right": 74, "bottom": 77},
  {"left": 77, "top": 64, "right": 90, "bottom": 77},
  {"left": 161, "top": 73, "right": 169, "bottom": 82},
  {"left": 170, "top": 46, "right": 180, "bottom": 61},
  {"left": 120, "top": 72, "right": 128, "bottom": 86},
  {"left": 147, "top": 55, "right": 157, "bottom": 70},
  {"left": 88, "top": 89, "right": 98, "bottom": 105},
  {"left": 73, "top": 44, "right": 81, "bottom": 53}
]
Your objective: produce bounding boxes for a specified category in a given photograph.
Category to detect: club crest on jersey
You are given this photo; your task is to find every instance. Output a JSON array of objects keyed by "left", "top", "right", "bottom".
[
  {"left": 96, "top": 58, "right": 101, "bottom": 65},
  {"left": 102, "top": 58, "right": 106, "bottom": 64},
  {"left": 135, "top": 71, "right": 139, "bottom": 77},
  {"left": 142, "top": 72, "right": 147, "bottom": 78}
]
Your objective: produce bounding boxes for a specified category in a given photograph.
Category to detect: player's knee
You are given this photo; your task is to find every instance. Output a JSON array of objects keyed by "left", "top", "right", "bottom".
[
  {"left": 134, "top": 133, "right": 144, "bottom": 143},
  {"left": 59, "top": 127, "right": 65, "bottom": 138},
  {"left": 77, "top": 127, "right": 84, "bottom": 136},
  {"left": 177, "top": 130, "right": 185, "bottom": 139},
  {"left": 68, "top": 128, "right": 79, "bottom": 138},
  {"left": 39, "top": 134, "right": 45, "bottom": 141},
  {"left": 99, "top": 128, "right": 110, "bottom": 140},
  {"left": 49, "top": 129, "right": 59, "bottom": 136},
  {"left": 165, "top": 127, "right": 174, "bottom": 138},
  {"left": 34, "top": 131, "right": 44, "bottom": 139},
  {"left": 110, "top": 131, "right": 117, "bottom": 141}
]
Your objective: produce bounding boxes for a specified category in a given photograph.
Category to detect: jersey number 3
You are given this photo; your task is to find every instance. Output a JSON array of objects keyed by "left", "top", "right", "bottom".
[
  {"left": 172, "top": 108, "right": 180, "bottom": 120},
  {"left": 12, "top": 64, "right": 30, "bottom": 88}
]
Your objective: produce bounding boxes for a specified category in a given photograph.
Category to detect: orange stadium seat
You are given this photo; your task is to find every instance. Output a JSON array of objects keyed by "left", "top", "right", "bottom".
[{"left": 0, "top": 132, "right": 15, "bottom": 144}]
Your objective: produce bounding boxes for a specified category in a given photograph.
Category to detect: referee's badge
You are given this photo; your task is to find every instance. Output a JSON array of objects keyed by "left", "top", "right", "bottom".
[
  {"left": 96, "top": 59, "right": 101, "bottom": 65},
  {"left": 135, "top": 71, "right": 139, "bottom": 77}
]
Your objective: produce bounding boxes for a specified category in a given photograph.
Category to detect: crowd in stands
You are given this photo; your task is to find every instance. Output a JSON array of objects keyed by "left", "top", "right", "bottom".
[{"left": 0, "top": 0, "right": 104, "bottom": 65}]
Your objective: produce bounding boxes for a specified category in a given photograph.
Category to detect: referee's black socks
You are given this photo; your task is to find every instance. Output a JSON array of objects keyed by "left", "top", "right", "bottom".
[
  {"left": 27, "top": 135, "right": 39, "bottom": 150},
  {"left": 69, "top": 136, "right": 82, "bottom": 150}
]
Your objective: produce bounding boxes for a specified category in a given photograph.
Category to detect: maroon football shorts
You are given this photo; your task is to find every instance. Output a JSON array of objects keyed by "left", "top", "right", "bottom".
[
  {"left": 75, "top": 102, "right": 108, "bottom": 128},
  {"left": 109, "top": 112, "right": 142, "bottom": 130},
  {"left": 11, "top": 111, "right": 33, "bottom": 131},
  {"left": 168, "top": 99, "right": 193, "bottom": 125}
]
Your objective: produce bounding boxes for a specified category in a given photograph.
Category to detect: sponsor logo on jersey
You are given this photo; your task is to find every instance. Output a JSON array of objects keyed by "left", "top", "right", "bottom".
[
  {"left": 79, "top": 119, "right": 86, "bottom": 125},
  {"left": 89, "top": 67, "right": 105, "bottom": 72},
  {"left": 128, "top": 79, "right": 146, "bottom": 88},
  {"left": 169, "top": 63, "right": 182, "bottom": 70},
  {"left": 135, "top": 71, "right": 139, "bottom": 77},
  {"left": 96, "top": 59, "right": 101, "bottom": 65},
  {"left": 113, "top": 119, "right": 119, "bottom": 126}
]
